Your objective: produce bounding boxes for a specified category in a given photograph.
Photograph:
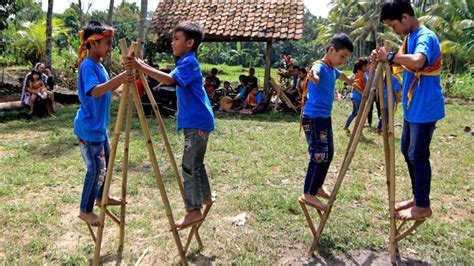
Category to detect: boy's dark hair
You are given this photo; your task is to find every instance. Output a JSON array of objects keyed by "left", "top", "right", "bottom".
[
  {"left": 174, "top": 21, "right": 204, "bottom": 51},
  {"left": 353, "top": 57, "right": 369, "bottom": 74},
  {"left": 299, "top": 68, "right": 307, "bottom": 75},
  {"left": 293, "top": 66, "right": 300, "bottom": 71},
  {"left": 224, "top": 81, "right": 230, "bottom": 85},
  {"left": 211, "top": 68, "right": 218, "bottom": 73},
  {"left": 239, "top": 74, "right": 248, "bottom": 83},
  {"left": 82, "top": 20, "right": 113, "bottom": 49},
  {"left": 249, "top": 67, "right": 255, "bottom": 72},
  {"left": 18, "top": 77, "right": 24, "bottom": 82},
  {"left": 326, "top": 33, "right": 354, "bottom": 53},
  {"left": 28, "top": 70, "right": 42, "bottom": 81},
  {"left": 380, "top": 0, "right": 415, "bottom": 22}
]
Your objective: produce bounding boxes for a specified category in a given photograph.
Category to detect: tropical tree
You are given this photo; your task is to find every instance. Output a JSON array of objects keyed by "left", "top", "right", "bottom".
[
  {"left": 15, "top": 18, "right": 68, "bottom": 64},
  {"left": 45, "top": 0, "right": 54, "bottom": 68},
  {"left": 417, "top": 0, "right": 474, "bottom": 72},
  {"left": 139, "top": 0, "right": 148, "bottom": 54}
]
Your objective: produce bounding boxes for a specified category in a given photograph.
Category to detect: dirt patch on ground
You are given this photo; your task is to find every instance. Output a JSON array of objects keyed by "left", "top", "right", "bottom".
[{"left": 277, "top": 248, "right": 433, "bottom": 265}]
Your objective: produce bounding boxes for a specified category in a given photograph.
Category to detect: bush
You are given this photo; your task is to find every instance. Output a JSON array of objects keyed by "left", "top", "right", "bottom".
[{"left": 443, "top": 72, "right": 474, "bottom": 100}]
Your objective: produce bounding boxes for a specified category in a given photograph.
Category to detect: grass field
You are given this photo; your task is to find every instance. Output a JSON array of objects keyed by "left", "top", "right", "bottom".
[{"left": 0, "top": 100, "right": 472, "bottom": 264}]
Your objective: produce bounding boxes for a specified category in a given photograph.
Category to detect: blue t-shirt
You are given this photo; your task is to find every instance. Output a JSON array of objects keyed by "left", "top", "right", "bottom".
[
  {"left": 402, "top": 25, "right": 445, "bottom": 123},
  {"left": 303, "top": 62, "right": 341, "bottom": 118},
  {"left": 73, "top": 58, "right": 111, "bottom": 142},
  {"left": 383, "top": 75, "right": 402, "bottom": 106},
  {"left": 170, "top": 52, "right": 215, "bottom": 131}
]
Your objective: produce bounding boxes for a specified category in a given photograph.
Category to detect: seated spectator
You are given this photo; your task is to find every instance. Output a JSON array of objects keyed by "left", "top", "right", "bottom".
[
  {"left": 208, "top": 67, "right": 221, "bottom": 91},
  {"left": 291, "top": 65, "right": 300, "bottom": 91},
  {"left": 21, "top": 62, "right": 55, "bottom": 116},
  {"left": 204, "top": 76, "right": 215, "bottom": 97},
  {"left": 240, "top": 86, "right": 265, "bottom": 114},
  {"left": 26, "top": 70, "right": 52, "bottom": 116},
  {"left": 247, "top": 67, "right": 258, "bottom": 89}
]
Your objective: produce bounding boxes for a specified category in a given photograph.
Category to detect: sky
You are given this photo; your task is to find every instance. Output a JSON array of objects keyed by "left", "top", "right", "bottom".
[{"left": 41, "top": 0, "right": 331, "bottom": 18}]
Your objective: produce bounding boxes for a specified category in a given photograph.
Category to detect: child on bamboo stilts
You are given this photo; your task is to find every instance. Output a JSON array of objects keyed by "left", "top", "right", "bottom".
[
  {"left": 372, "top": 0, "right": 445, "bottom": 220},
  {"left": 124, "top": 22, "right": 215, "bottom": 229},
  {"left": 343, "top": 57, "right": 369, "bottom": 136},
  {"left": 74, "top": 21, "right": 133, "bottom": 226},
  {"left": 299, "top": 33, "right": 354, "bottom": 211}
]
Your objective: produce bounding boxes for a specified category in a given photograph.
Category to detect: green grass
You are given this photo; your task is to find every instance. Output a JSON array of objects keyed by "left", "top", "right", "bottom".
[{"left": 0, "top": 100, "right": 473, "bottom": 264}]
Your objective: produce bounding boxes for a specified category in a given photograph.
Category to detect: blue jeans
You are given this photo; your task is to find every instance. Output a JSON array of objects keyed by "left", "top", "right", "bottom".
[
  {"left": 344, "top": 99, "right": 360, "bottom": 129},
  {"left": 302, "top": 117, "right": 334, "bottom": 195},
  {"left": 377, "top": 108, "right": 389, "bottom": 130},
  {"left": 79, "top": 137, "right": 110, "bottom": 213},
  {"left": 400, "top": 120, "right": 436, "bottom": 208},
  {"left": 182, "top": 129, "right": 212, "bottom": 211}
]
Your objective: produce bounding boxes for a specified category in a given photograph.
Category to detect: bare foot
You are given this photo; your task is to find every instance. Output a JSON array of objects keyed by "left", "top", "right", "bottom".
[
  {"left": 317, "top": 187, "right": 331, "bottom": 199},
  {"left": 78, "top": 212, "right": 100, "bottom": 226},
  {"left": 95, "top": 196, "right": 123, "bottom": 207},
  {"left": 395, "top": 199, "right": 415, "bottom": 211},
  {"left": 396, "top": 206, "right": 432, "bottom": 220},
  {"left": 175, "top": 210, "right": 204, "bottom": 229},
  {"left": 299, "top": 194, "right": 328, "bottom": 211}
]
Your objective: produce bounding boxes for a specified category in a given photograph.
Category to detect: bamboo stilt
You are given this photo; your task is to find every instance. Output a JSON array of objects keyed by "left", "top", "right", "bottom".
[
  {"left": 119, "top": 90, "right": 133, "bottom": 251},
  {"left": 121, "top": 40, "right": 188, "bottom": 265},
  {"left": 384, "top": 64, "right": 398, "bottom": 263},
  {"left": 93, "top": 81, "right": 130, "bottom": 266},
  {"left": 303, "top": 63, "right": 384, "bottom": 256}
]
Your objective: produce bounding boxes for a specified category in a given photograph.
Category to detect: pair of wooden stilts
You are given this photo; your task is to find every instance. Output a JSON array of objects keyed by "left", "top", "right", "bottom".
[
  {"left": 85, "top": 39, "right": 212, "bottom": 266},
  {"left": 299, "top": 62, "right": 426, "bottom": 264}
]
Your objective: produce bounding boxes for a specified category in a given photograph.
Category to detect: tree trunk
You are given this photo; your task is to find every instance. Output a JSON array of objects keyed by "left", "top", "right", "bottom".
[
  {"left": 107, "top": 0, "right": 114, "bottom": 26},
  {"left": 45, "top": 0, "right": 54, "bottom": 69},
  {"left": 104, "top": 0, "right": 115, "bottom": 71},
  {"left": 138, "top": 0, "right": 148, "bottom": 56}
]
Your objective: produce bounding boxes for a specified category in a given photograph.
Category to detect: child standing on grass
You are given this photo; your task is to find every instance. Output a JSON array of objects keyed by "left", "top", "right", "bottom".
[
  {"left": 299, "top": 33, "right": 354, "bottom": 211},
  {"left": 124, "top": 21, "right": 215, "bottom": 229},
  {"left": 343, "top": 57, "right": 369, "bottom": 135},
  {"left": 74, "top": 21, "right": 133, "bottom": 226}
]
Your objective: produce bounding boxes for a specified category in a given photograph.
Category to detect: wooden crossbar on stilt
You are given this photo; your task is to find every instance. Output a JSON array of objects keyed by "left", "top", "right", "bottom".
[
  {"left": 299, "top": 62, "right": 426, "bottom": 263},
  {"left": 86, "top": 39, "right": 210, "bottom": 265}
]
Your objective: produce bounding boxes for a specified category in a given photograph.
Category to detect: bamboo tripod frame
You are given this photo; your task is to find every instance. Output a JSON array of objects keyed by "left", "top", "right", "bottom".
[
  {"left": 299, "top": 62, "right": 426, "bottom": 264},
  {"left": 85, "top": 39, "right": 213, "bottom": 266}
]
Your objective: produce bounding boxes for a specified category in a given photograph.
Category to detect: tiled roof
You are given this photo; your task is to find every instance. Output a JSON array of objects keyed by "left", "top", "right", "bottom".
[{"left": 149, "top": 0, "right": 304, "bottom": 42}]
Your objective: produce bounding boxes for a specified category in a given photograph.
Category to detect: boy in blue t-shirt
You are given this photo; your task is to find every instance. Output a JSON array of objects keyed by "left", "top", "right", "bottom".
[
  {"left": 373, "top": 1, "right": 445, "bottom": 220},
  {"left": 74, "top": 21, "right": 133, "bottom": 226},
  {"left": 299, "top": 33, "right": 354, "bottom": 211},
  {"left": 125, "top": 21, "right": 215, "bottom": 229}
]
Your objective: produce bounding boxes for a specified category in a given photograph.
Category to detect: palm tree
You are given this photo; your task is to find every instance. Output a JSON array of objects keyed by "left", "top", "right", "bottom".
[
  {"left": 16, "top": 18, "right": 67, "bottom": 64},
  {"left": 45, "top": 0, "right": 54, "bottom": 69},
  {"left": 417, "top": 0, "right": 473, "bottom": 72}
]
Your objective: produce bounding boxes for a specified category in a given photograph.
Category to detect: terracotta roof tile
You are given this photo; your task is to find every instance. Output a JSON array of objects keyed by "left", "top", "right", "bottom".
[{"left": 150, "top": 0, "right": 304, "bottom": 42}]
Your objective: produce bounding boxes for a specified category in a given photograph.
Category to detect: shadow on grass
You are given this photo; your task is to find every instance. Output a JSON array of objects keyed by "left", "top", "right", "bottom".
[{"left": 215, "top": 111, "right": 299, "bottom": 123}]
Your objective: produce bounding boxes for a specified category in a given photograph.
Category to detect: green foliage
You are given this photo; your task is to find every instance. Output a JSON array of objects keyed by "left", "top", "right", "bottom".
[{"left": 443, "top": 72, "right": 474, "bottom": 99}]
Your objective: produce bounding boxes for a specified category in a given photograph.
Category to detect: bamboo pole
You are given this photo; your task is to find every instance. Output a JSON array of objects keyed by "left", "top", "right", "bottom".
[
  {"left": 93, "top": 76, "right": 130, "bottom": 266},
  {"left": 343, "top": 62, "right": 377, "bottom": 162},
  {"left": 119, "top": 90, "right": 133, "bottom": 251},
  {"left": 119, "top": 40, "right": 187, "bottom": 265},
  {"left": 307, "top": 63, "right": 384, "bottom": 256},
  {"left": 384, "top": 64, "right": 398, "bottom": 263},
  {"left": 137, "top": 72, "right": 185, "bottom": 199}
]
